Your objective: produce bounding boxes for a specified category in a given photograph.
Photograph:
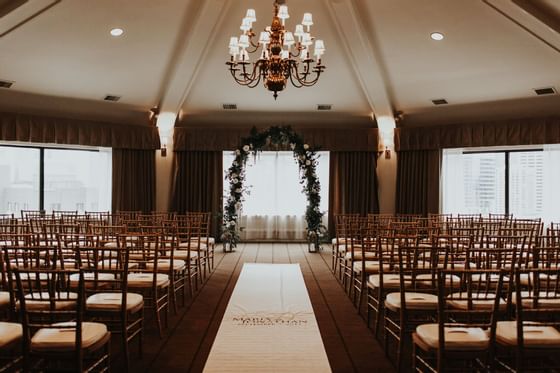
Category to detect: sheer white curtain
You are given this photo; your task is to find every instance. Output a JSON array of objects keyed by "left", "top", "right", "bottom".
[{"left": 224, "top": 151, "right": 329, "bottom": 240}]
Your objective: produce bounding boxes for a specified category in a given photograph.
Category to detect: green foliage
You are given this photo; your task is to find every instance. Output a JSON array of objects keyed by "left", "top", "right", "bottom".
[{"left": 222, "top": 126, "right": 326, "bottom": 248}]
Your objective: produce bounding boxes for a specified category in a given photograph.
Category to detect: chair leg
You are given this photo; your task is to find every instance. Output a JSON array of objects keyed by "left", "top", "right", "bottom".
[
  {"left": 396, "top": 327, "right": 405, "bottom": 372},
  {"left": 122, "top": 322, "right": 130, "bottom": 372}
]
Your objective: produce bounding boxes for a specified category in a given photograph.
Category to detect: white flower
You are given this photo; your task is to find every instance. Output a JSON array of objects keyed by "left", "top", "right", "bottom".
[
  {"left": 231, "top": 173, "right": 238, "bottom": 178},
  {"left": 305, "top": 160, "right": 311, "bottom": 166},
  {"left": 236, "top": 188, "right": 242, "bottom": 193},
  {"left": 233, "top": 161, "right": 238, "bottom": 166},
  {"left": 235, "top": 202, "right": 242, "bottom": 210},
  {"left": 232, "top": 178, "right": 239, "bottom": 184},
  {"left": 290, "top": 143, "right": 296, "bottom": 150},
  {"left": 303, "top": 144, "right": 309, "bottom": 150},
  {"left": 299, "top": 155, "right": 306, "bottom": 161},
  {"left": 229, "top": 221, "right": 236, "bottom": 227},
  {"left": 235, "top": 149, "right": 241, "bottom": 156},
  {"left": 243, "top": 145, "right": 250, "bottom": 152}
]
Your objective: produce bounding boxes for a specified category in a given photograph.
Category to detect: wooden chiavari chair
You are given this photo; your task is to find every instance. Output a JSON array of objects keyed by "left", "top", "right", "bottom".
[
  {"left": 80, "top": 243, "right": 143, "bottom": 372},
  {"left": 367, "top": 230, "right": 417, "bottom": 337},
  {"left": 331, "top": 214, "right": 358, "bottom": 277},
  {"left": 125, "top": 233, "right": 170, "bottom": 338},
  {"left": 176, "top": 214, "right": 208, "bottom": 283},
  {"left": 413, "top": 268, "right": 507, "bottom": 372},
  {"left": 13, "top": 268, "right": 110, "bottom": 372},
  {"left": 52, "top": 210, "right": 78, "bottom": 224},
  {"left": 85, "top": 211, "right": 111, "bottom": 225},
  {"left": 175, "top": 220, "right": 200, "bottom": 297},
  {"left": 494, "top": 268, "right": 560, "bottom": 371},
  {"left": 384, "top": 245, "right": 444, "bottom": 371}
]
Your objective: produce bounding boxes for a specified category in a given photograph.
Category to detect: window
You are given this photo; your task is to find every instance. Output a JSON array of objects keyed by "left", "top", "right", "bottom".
[
  {"left": 224, "top": 151, "right": 329, "bottom": 240},
  {"left": 0, "top": 146, "right": 40, "bottom": 214},
  {"left": 442, "top": 146, "right": 560, "bottom": 223},
  {"left": 44, "top": 149, "right": 112, "bottom": 213},
  {"left": 442, "top": 150, "right": 505, "bottom": 215},
  {"left": 0, "top": 144, "right": 112, "bottom": 217}
]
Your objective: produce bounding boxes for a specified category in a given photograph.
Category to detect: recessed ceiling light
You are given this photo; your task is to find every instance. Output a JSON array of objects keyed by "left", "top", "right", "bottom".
[
  {"left": 110, "top": 28, "right": 124, "bottom": 37},
  {"left": 430, "top": 32, "right": 444, "bottom": 41}
]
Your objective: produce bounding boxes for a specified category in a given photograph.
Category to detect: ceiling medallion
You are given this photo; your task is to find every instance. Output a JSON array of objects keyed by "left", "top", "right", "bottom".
[{"left": 226, "top": 0, "right": 326, "bottom": 100}]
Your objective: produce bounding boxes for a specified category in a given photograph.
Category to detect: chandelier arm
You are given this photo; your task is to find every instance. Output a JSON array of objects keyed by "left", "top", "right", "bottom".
[{"left": 229, "top": 62, "right": 261, "bottom": 86}]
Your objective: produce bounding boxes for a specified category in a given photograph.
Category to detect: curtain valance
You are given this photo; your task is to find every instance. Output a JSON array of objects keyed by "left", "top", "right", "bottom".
[
  {"left": 173, "top": 127, "right": 378, "bottom": 152},
  {"left": 395, "top": 117, "right": 560, "bottom": 151},
  {"left": 0, "top": 111, "right": 160, "bottom": 150}
]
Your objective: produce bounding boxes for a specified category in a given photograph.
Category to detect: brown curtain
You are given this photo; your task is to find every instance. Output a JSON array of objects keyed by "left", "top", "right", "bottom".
[
  {"left": 328, "top": 152, "right": 379, "bottom": 235},
  {"left": 0, "top": 111, "right": 160, "bottom": 149},
  {"left": 170, "top": 151, "right": 223, "bottom": 239},
  {"left": 395, "top": 150, "right": 440, "bottom": 216},
  {"left": 174, "top": 126, "right": 379, "bottom": 152},
  {"left": 395, "top": 116, "right": 560, "bottom": 151},
  {"left": 112, "top": 149, "right": 156, "bottom": 213}
]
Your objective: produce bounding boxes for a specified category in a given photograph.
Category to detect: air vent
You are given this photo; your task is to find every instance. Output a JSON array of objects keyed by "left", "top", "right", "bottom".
[
  {"left": 104, "top": 95, "right": 121, "bottom": 102},
  {"left": 317, "top": 104, "right": 332, "bottom": 111},
  {"left": 0, "top": 80, "right": 13, "bottom": 89},
  {"left": 222, "top": 103, "right": 237, "bottom": 110},
  {"left": 534, "top": 87, "right": 556, "bottom": 96},
  {"left": 432, "top": 98, "right": 448, "bottom": 105}
]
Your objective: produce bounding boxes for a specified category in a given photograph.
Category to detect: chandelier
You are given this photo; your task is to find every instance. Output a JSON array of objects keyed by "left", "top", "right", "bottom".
[{"left": 226, "top": 0, "right": 326, "bottom": 100}]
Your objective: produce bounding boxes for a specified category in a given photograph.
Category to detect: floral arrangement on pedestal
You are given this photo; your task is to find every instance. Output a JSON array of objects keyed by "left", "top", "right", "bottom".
[{"left": 222, "top": 126, "right": 326, "bottom": 249}]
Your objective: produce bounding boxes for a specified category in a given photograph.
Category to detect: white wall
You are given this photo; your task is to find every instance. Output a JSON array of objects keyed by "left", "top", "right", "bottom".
[
  {"left": 155, "top": 138, "right": 173, "bottom": 212},
  {"left": 377, "top": 151, "right": 397, "bottom": 213}
]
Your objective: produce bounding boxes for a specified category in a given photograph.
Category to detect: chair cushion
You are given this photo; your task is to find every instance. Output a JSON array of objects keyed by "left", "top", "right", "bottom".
[
  {"left": 345, "top": 251, "right": 378, "bottom": 260},
  {"left": 86, "top": 293, "right": 143, "bottom": 312},
  {"left": 190, "top": 237, "right": 215, "bottom": 245},
  {"left": 127, "top": 273, "right": 170, "bottom": 288},
  {"left": 97, "top": 259, "right": 138, "bottom": 269},
  {"left": 496, "top": 321, "right": 560, "bottom": 347},
  {"left": 23, "top": 292, "right": 78, "bottom": 311},
  {"left": 367, "top": 274, "right": 402, "bottom": 289},
  {"left": 0, "top": 322, "right": 22, "bottom": 348},
  {"left": 385, "top": 292, "right": 438, "bottom": 311},
  {"left": 179, "top": 242, "right": 207, "bottom": 250},
  {"left": 514, "top": 291, "right": 560, "bottom": 309},
  {"left": 417, "top": 273, "right": 461, "bottom": 287},
  {"left": 519, "top": 273, "right": 558, "bottom": 286},
  {"left": 146, "top": 259, "right": 186, "bottom": 271},
  {"left": 69, "top": 272, "right": 115, "bottom": 286},
  {"left": 446, "top": 292, "right": 506, "bottom": 310},
  {"left": 174, "top": 250, "right": 199, "bottom": 260},
  {"left": 0, "top": 291, "right": 10, "bottom": 309},
  {"left": 415, "top": 323, "right": 489, "bottom": 351},
  {"left": 470, "top": 273, "right": 507, "bottom": 283},
  {"left": 31, "top": 321, "right": 108, "bottom": 352},
  {"left": 352, "top": 261, "right": 389, "bottom": 274}
]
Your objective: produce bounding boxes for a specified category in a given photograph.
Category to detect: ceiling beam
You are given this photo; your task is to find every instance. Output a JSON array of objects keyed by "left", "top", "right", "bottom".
[
  {"left": 323, "top": 0, "right": 394, "bottom": 119},
  {"left": 483, "top": 0, "right": 560, "bottom": 54},
  {"left": 158, "top": 0, "right": 231, "bottom": 114}
]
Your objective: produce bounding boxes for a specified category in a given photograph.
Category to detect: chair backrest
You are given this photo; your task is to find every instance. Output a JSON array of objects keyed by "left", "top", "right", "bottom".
[
  {"left": 436, "top": 268, "right": 508, "bottom": 366},
  {"left": 13, "top": 268, "right": 86, "bottom": 368},
  {"left": 513, "top": 268, "right": 560, "bottom": 351}
]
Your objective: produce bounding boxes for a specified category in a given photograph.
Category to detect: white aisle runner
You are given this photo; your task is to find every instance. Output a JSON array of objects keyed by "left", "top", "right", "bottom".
[{"left": 203, "top": 263, "right": 332, "bottom": 373}]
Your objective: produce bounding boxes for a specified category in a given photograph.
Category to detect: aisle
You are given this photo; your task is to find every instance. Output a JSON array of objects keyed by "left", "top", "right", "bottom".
[
  {"left": 204, "top": 263, "right": 331, "bottom": 372},
  {"left": 142, "top": 243, "right": 394, "bottom": 373}
]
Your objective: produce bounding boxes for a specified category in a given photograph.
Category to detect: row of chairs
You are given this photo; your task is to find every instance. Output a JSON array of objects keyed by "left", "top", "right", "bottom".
[
  {"left": 0, "top": 210, "right": 216, "bottom": 372},
  {"left": 333, "top": 214, "right": 560, "bottom": 372}
]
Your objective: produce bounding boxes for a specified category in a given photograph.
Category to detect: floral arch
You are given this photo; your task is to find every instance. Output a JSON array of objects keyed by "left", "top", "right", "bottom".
[{"left": 222, "top": 126, "right": 325, "bottom": 250}]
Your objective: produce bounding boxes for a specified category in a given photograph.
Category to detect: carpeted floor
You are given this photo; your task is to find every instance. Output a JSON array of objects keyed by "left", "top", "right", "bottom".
[{"left": 116, "top": 243, "right": 395, "bottom": 373}]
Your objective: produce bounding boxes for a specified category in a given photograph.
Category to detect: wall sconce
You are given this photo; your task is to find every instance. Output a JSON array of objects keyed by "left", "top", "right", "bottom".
[
  {"left": 156, "top": 111, "right": 177, "bottom": 158},
  {"left": 384, "top": 147, "right": 391, "bottom": 159}
]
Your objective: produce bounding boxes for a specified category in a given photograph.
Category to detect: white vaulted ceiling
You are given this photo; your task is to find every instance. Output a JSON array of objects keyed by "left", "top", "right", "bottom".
[{"left": 0, "top": 0, "right": 559, "bottom": 127}]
